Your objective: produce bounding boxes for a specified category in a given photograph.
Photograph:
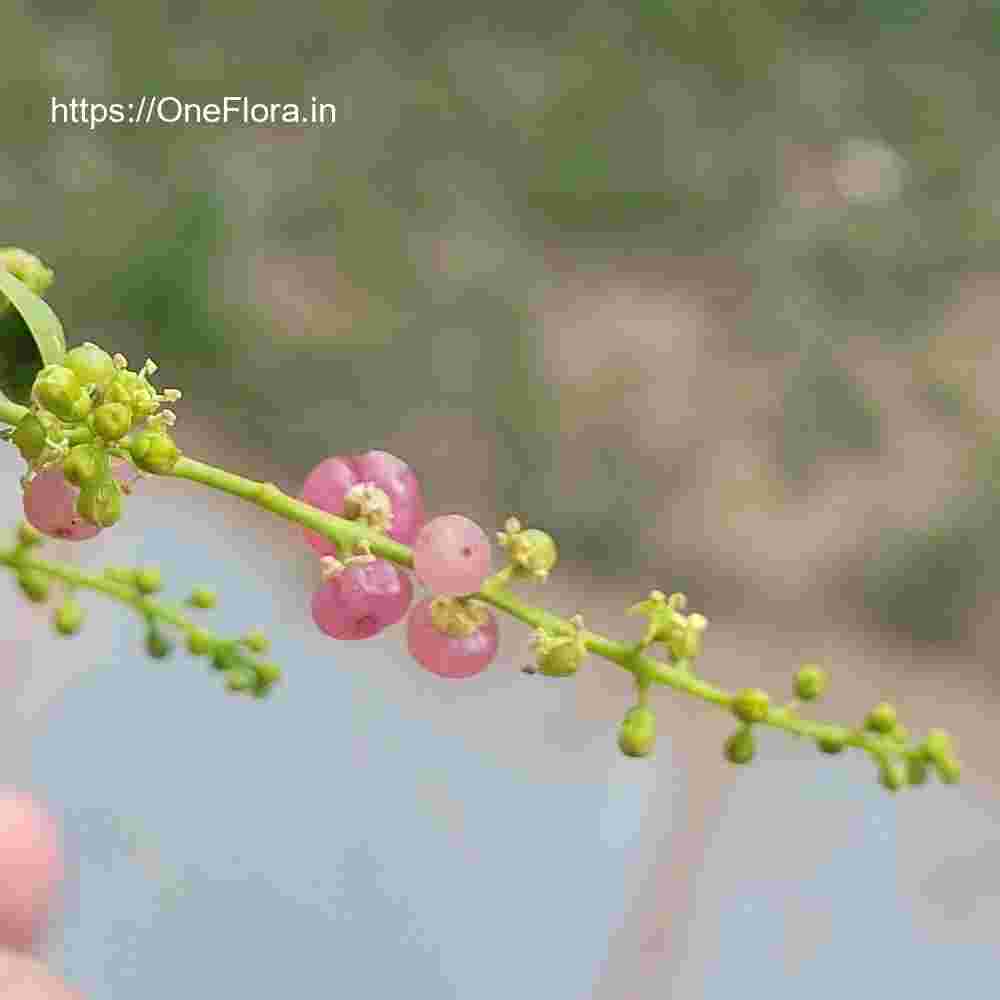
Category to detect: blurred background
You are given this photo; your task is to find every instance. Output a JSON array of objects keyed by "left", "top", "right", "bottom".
[{"left": 3, "top": 0, "right": 1000, "bottom": 996}]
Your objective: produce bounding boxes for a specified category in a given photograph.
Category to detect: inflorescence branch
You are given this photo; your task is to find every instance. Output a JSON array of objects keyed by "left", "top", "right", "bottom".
[{"left": 0, "top": 252, "right": 962, "bottom": 791}]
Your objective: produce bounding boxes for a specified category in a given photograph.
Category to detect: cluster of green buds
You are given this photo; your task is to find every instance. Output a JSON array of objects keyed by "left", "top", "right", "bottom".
[
  {"left": 627, "top": 589, "right": 708, "bottom": 665},
  {"left": 13, "top": 344, "right": 183, "bottom": 527}
]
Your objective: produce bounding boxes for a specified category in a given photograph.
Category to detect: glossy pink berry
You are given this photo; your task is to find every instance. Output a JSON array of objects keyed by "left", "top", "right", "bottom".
[
  {"left": 22, "top": 461, "right": 135, "bottom": 541},
  {"left": 23, "top": 466, "right": 101, "bottom": 541},
  {"left": 413, "top": 514, "right": 491, "bottom": 595},
  {"left": 311, "top": 559, "right": 413, "bottom": 640},
  {"left": 406, "top": 598, "right": 499, "bottom": 678},
  {"left": 300, "top": 451, "right": 425, "bottom": 555}
]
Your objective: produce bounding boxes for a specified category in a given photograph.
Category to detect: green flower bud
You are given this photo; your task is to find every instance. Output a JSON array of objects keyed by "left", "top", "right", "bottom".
[
  {"left": 934, "top": 755, "right": 961, "bottom": 784},
  {"left": 536, "top": 639, "right": 584, "bottom": 677},
  {"left": 890, "top": 722, "right": 910, "bottom": 744},
  {"left": 241, "top": 629, "right": 270, "bottom": 653},
  {"left": 130, "top": 429, "right": 180, "bottom": 474},
  {"left": 725, "top": 725, "right": 756, "bottom": 764},
  {"left": 146, "top": 627, "right": 173, "bottom": 659},
  {"left": 922, "top": 729, "right": 960, "bottom": 783},
  {"left": 253, "top": 662, "right": 283, "bottom": 697},
  {"left": 186, "top": 628, "right": 214, "bottom": 656},
  {"left": 53, "top": 598, "right": 84, "bottom": 636},
  {"left": 17, "top": 569, "right": 50, "bottom": 602},
  {"left": 17, "top": 521, "right": 44, "bottom": 547},
  {"left": 617, "top": 705, "right": 656, "bottom": 758},
  {"left": 64, "top": 343, "right": 116, "bottom": 389},
  {"left": 12, "top": 413, "right": 48, "bottom": 461},
  {"left": 878, "top": 760, "right": 906, "bottom": 792},
  {"left": 105, "top": 371, "right": 157, "bottom": 417},
  {"left": 865, "top": 701, "right": 897, "bottom": 734},
  {"left": 76, "top": 477, "right": 123, "bottom": 527},
  {"left": 732, "top": 688, "right": 770, "bottom": 725},
  {"left": 188, "top": 586, "right": 217, "bottom": 609},
  {"left": 509, "top": 529, "right": 558, "bottom": 579},
  {"left": 13, "top": 411, "right": 66, "bottom": 462},
  {"left": 91, "top": 402, "right": 132, "bottom": 441},
  {"left": 33, "top": 365, "right": 85, "bottom": 422},
  {"left": 134, "top": 565, "right": 163, "bottom": 594},
  {"left": 906, "top": 755, "right": 928, "bottom": 786},
  {"left": 224, "top": 666, "right": 255, "bottom": 692},
  {"left": 0, "top": 248, "right": 54, "bottom": 304},
  {"left": 62, "top": 443, "right": 110, "bottom": 487},
  {"left": 794, "top": 664, "right": 828, "bottom": 701},
  {"left": 816, "top": 734, "right": 847, "bottom": 755}
]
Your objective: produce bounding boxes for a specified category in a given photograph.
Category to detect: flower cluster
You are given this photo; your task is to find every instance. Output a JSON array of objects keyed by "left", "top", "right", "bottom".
[
  {"left": 12, "top": 347, "right": 181, "bottom": 539},
  {"left": 0, "top": 250, "right": 965, "bottom": 795}
]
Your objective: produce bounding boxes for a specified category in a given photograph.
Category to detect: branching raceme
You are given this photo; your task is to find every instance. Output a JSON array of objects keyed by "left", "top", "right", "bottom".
[{"left": 0, "top": 249, "right": 962, "bottom": 794}]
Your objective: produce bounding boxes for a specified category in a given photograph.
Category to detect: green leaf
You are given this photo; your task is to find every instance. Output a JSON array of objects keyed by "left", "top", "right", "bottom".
[{"left": 0, "top": 269, "right": 66, "bottom": 406}]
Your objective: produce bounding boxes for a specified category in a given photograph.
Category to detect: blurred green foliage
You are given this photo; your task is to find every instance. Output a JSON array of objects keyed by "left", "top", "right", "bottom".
[{"left": 4, "top": 0, "right": 1000, "bottom": 645}]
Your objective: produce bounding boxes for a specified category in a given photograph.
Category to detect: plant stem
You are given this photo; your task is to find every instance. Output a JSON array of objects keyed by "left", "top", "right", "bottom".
[{"left": 165, "top": 455, "right": 911, "bottom": 762}]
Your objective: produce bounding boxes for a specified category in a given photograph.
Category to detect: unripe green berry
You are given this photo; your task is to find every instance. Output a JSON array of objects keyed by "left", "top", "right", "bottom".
[
  {"left": 879, "top": 760, "right": 906, "bottom": 792},
  {"left": 188, "top": 586, "right": 217, "bottom": 609},
  {"left": 130, "top": 429, "right": 180, "bottom": 474},
  {"left": 17, "top": 521, "right": 44, "bottom": 547},
  {"left": 53, "top": 598, "right": 84, "bottom": 636},
  {"left": 134, "top": 565, "right": 163, "bottom": 594},
  {"left": 617, "top": 705, "right": 656, "bottom": 758},
  {"left": 91, "top": 402, "right": 132, "bottom": 441},
  {"left": 725, "top": 725, "right": 756, "bottom": 764},
  {"left": 146, "top": 628, "right": 173, "bottom": 659},
  {"left": 64, "top": 343, "right": 116, "bottom": 389},
  {"left": 732, "top": 688, "right": 770, "bottom": 724},
  {"left": 17, "top": 569, "right": 50, "bottom": 602},
  {"left": 62, "top": 444, "right": 110, "bottom": 487},
  {"left": 76, "top": 478, "right": 122, "bottom": 527},
  {"left": 794, "top": 664, "right": 828, "bottom": 701},
  {"left": 33, "top": 365, "right": 85, "bottom": 422},
  {"left": 865, "top": 701, "right": 897, "bottom": 734},
  {"left": 241, "top": 629, "right": 270, "bottom": 653},
  {"left": 186, "top": 628, "right": 214, "bottom": 656},
  {"left": 816, "top": 733, "right": 846, "bottom": 754}
]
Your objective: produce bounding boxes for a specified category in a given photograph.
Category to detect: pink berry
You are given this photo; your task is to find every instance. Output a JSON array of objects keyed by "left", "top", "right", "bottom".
[
  {"left": 413, "top": 514, "right": 491, "bottom": 595},
  {"left": 0, "top": 790, "right": 63, "bottom": 953},
  {"left": 406, "top": 598, "right": 499, "bottom": 678},
  {"left": 22, "top": 461, "right": 136, "bottom": 541},
  {"left": 311, "top": 559, "right": 413, "bottom": 640},
  {"left": 300, "top": 451, "right": 425, "bottom": 554},
  {"left": 23, "top": 466, "right": 101, "bottom": 541}
]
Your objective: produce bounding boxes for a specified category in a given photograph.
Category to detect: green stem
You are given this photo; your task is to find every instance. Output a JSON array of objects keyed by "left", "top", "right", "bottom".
[
  {"left": 0, "top": 400, "right": 927, "bottom": 764},
  {"left": 2, "top": 546, "right": 207, "bottom": 641},
  {"left": 164, "top": 455, "right": 912, "bottom": 763}
]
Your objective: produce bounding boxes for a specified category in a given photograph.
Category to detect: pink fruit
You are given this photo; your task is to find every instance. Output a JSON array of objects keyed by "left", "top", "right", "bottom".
[
  {"left": 22, "top": 461, "right": 136, "bottom": 541},
  {"left": 413, "top": 514, "right": 491, "bottom": 596},
  {"left": 0, "top": 790, "right": 63, "bottom": 952},
  {"left": 311, "top": 559, "right": 413, "bottom": 640},
  {"left": 406, "top": 598, "right": 499, "bottom": 678},
  {"left": 300, "top": 451, "right": 425, "bottom": 554}
]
